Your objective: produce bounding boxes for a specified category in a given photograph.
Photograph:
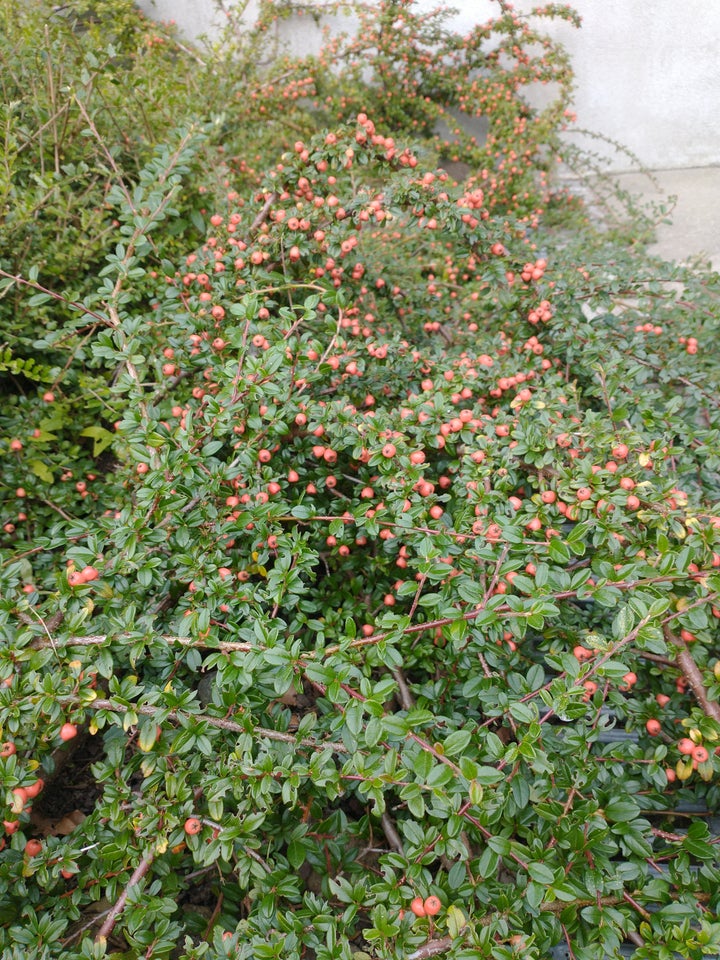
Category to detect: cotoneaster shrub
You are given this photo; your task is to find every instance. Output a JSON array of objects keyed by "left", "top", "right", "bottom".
[
  {"left": 1, "top": 2, "right": 720, "bottom": 960},
  {"left": 0, "top": 0, "right": 581, "bottom": 536}
]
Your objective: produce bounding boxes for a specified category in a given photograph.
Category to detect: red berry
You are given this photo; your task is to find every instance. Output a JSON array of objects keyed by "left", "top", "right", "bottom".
[
  {"left": 24, "top": 839, "right": 43, "bottom": 857},
  {"left": 645, "top": 719, "right": 661, "bottom": 736},
  {"left": 0, "top": 742, "right": 16, "bottom": 758}
]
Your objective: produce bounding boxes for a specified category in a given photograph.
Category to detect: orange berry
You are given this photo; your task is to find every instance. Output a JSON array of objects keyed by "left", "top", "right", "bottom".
[
  {"left": 424, "top": 896, "right": 442, "bottom": 916},
  {"left": 24, "top": 778, "right": 44, "bottom": 799},
  {"left": 184, "top": 817, "right": 203, "bottom": 836},
  {"left": 59, "top": 723, "right": 78, "bottom": 742},
  {"left": 24, "top": 839, "right": 43, "bottom": 857},
  {"left": 645, "top": 719, "right": 661, "bottom": 736},
  {"left": 410, "top": 896, "right": 426, "bottom": 918}
]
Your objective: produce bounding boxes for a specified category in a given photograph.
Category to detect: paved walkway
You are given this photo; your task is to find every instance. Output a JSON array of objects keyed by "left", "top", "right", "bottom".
[{"left": 613, "top": 166, "right": 720, "bottom": 269}]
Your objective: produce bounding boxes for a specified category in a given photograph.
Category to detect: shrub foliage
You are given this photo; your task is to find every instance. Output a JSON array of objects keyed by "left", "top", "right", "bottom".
[{"left": 1, "top": 2, "right": 720, "bottom": 959}]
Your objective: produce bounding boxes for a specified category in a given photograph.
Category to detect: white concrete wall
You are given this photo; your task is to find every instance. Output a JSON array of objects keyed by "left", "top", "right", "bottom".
[{"left": 137, "top": 0, "right": 720, "bottom": 172}]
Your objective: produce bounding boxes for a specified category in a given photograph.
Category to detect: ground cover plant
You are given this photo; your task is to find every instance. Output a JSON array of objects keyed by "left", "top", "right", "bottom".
[{"left": 1, "top": 1, "right": 720, "bottom": 958}]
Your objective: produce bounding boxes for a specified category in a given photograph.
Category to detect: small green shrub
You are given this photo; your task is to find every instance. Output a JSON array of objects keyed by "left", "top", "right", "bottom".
[{"left": 1, "top": 2, "right": 720, "bottom": 959}]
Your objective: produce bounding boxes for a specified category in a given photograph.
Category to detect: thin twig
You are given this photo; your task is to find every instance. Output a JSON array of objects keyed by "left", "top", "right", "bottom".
[
  {"left": 247, "top": 191, "right": 277, "bottom": 239},
  {"left": 392, "top": 667, "right": 415, "bottom": 711},
  {"left": 622, "top": 889, "right": 652, "bottom": 922},
  {"left": 87, "top": 698, "right": 349, "bottom": 754},
  {"left": 61, "top": 907, "right": 113, "bottom": 947},
  {"left": 380, "top": 812, "right": 404, "bottom": 855},
  {"left": 95, "top": 849, "right": 155, "bottom": 942},
  {"left": 0, "top": 269, "right": 109, "bottom": 324}
]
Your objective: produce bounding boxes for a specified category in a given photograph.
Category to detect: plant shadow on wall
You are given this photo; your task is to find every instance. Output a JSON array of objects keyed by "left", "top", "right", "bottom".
[{"left": 1, "top": 1, "right": 720, "bottom": 959}]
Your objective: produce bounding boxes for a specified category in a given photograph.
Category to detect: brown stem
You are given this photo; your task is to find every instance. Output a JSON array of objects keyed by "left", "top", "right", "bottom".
[
  {"left": 247, "top": 191, "right": 277, "bottom": 239},
  {"left": 95, "top": 849, "right": 155, "bottom": 942},
  {"left": 622, "top": 889, "right": 652, "bottom": 922},
  {"left": 88, "top": 698, "right": 349, "bottom": 754},
  {"left": 408, "top": 937, "right": 453, "bottom": 960},
  {"left": 666, "top": 626, "right": 720, "bottom": 724},
  {"left": 392, "top": 667, "right": 415, "bottom": 711},
  {"left": 380, "top": 812, "right": 404, "bottom": 855}
]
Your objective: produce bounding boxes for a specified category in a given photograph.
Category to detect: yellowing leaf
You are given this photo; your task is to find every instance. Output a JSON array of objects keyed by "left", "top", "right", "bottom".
[
  {"left": 468, "top": 780, "right": 484, "bottom": 806},
  {"left": 122, "top": 711, "right": 138, "bottom": 731},
  {"left": 138, "top": 723, "right": 160, "bottom": 752},
  {"left": 80, "top": 425, "right": 115, "bottom": 457},
  {"left": 446, "top": 905, "right": 467, "bottom": 938},
  {"left": 29, "top": 459, "right": 53, "bottom": 484}
]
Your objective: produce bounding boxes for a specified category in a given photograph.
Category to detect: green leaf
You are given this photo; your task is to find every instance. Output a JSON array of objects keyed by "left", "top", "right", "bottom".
[
  {"left": 287, "top": 839, "right": 307, "bottom": 869},
  {"left": 547, "top": 539, "right": 570, "bottom": 564},
  {"left": 509, "top": 701, "right": 537, "bottom": 724},
  {"left": 443, "top": 728, "right": 472, "bottom": 757},
  {"left": 527, "top": 861, "right": 555, "bottom": 884},
  {"left": 475, "top": 766, "right": 505, "bottom": 785},
  {"left": 605, "top": 799, "right": 639, "bottom": 822},
  {"left": 612, "top": 605, "right": 635, "bottom": 638}
]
